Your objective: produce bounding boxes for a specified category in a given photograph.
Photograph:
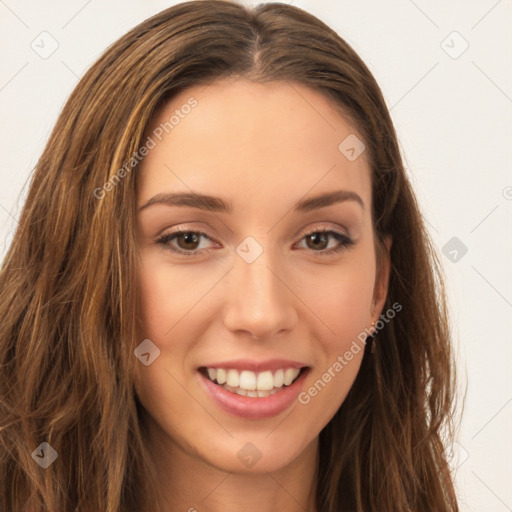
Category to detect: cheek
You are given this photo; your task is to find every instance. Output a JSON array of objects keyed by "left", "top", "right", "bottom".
[
  {"left": 296, "top": 261, "right": 375, "bottom": 426},
  {"left": 138, "top": 241, "right": 376, "bottom": 353},
  {"left": 302, "top": 253, "right": 376, "bottom": 345},
  {"left": 137, "top": 255, "right": 208, "bottom": 340},
  {"left": 134, "top": 260, "right": 200, "bottom": 437}
]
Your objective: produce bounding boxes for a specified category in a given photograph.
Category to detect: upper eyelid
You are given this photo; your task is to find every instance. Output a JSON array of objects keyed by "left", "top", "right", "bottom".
[
  {"left": 159, "top": 225, "right": 350, "bottom": 242},
  {"left": 157, "top": 225, "right": 353, "bottom": 250}
]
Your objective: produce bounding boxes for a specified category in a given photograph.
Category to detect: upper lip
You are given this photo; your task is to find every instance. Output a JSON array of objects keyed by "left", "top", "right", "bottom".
[{"left": 199, "top": 358, "right": 309, "bottom": 373}]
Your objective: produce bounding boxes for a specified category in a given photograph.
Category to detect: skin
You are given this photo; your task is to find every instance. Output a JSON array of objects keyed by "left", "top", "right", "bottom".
[{"left": 134, "top": 77, "right": 391, "bottom": 512}]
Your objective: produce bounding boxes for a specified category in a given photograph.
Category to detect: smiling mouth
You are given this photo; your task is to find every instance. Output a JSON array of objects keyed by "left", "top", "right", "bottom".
[{"left": 198, "top": 366, "right": 308, "bottom": 398}]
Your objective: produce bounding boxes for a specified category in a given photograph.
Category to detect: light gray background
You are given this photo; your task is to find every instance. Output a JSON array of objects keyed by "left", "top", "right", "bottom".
[{"left": 1, "top": 1, "right": 511, "bottom": 510}]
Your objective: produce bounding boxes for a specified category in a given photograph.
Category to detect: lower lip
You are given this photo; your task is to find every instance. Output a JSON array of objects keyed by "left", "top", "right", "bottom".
[{"left": 199, "top": 369, "right": 309, "bottom": 420}]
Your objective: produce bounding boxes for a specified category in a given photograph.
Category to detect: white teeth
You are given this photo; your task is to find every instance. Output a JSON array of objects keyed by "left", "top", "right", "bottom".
[
  {"left": 256, "top": 370, "right": 274, "bottom": 391},
  {"left": 273, "top": 369, "right": 284, "bottom": 387},
  {"left": 216, "top": 368, "right": 227, "bottom": 384},
  {"left": 204, "top": 366, "right": 302, "bottom": 395},
  {"left": 284, "top": 368, "right": 298, "bottom": 386},
  {"left": 226, "top": 369, "right": 239, "bottom": 387},
  {"left": 239, "top": 370, "right": 257, "bottom": 390},
  {"left": 256, "top": 389, "right": 279, "bottom": 397}
]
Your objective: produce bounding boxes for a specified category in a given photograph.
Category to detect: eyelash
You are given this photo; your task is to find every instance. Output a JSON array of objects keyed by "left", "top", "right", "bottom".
[{"left": 155, "top": 228, "right": 355, "bottom": 257}]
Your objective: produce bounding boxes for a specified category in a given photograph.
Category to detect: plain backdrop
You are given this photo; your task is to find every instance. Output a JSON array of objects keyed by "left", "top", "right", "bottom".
[{"left": 1, "top": 1, "right": 511, "bottom": 510}]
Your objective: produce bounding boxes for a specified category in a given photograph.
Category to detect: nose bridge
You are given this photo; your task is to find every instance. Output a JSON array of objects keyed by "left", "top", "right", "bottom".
[{"left": 222, "top": 236, "right": 297, "bottom": 338}]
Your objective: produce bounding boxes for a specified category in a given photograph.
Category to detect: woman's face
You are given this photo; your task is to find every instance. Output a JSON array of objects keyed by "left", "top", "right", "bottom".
[{"left": 134, "top": 78, "right": 391, "bottom": 474}]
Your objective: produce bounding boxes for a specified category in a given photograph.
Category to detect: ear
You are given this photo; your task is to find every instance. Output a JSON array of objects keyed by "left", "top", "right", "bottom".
[{"left": 371, "top": 234, "right": 392, "bottom": 321}]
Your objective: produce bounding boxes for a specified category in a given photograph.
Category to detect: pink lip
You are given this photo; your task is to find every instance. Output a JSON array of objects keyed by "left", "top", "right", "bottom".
[
  {"left": 199, "top": 358, "right": 307, "bottom": 373},
  {"left": 198, "top": 367, "right": 310, "bottom": 420}
]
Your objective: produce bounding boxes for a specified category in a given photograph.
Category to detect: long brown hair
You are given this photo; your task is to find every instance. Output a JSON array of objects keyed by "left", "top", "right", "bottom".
[{"left": 0, "top": 1, "right": 459, "bottom": 510}]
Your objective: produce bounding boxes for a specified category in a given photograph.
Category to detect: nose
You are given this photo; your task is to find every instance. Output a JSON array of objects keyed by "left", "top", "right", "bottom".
[{"left": 222, "top": 246, "right": 298, "bottom": 340}]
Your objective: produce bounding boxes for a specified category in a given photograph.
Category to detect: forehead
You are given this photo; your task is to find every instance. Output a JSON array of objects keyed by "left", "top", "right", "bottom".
[{"left": 137, "top": 78, "right": 371, "bottom": 211}]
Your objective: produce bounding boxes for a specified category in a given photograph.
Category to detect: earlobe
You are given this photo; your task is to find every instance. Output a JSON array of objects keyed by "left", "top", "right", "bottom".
[{"left": 371, "top": 234, "right": 392, "bottom": 318}]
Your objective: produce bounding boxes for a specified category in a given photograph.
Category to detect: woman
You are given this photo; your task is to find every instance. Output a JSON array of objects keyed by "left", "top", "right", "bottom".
[{"left": 0, "top": 1, "right": 459, "bottom": 511}]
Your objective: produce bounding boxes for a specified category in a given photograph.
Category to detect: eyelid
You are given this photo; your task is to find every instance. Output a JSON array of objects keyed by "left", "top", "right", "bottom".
[
  {"left": 155, "top": 228, "right": 218, "bottom": 254},
  {"left": 155, "top": 223, "right": 354, "bottom": 256},
  {"left": 157, "top": 221, "right": 352, "bottom": 240},
  {"left": 296, "top": 222, "right": 351, "bottom": 239}
]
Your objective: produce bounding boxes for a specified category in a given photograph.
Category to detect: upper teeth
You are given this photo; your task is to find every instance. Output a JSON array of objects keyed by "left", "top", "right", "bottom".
[{"left": 206, "top": 367, "right": 301, "bottom": 391}]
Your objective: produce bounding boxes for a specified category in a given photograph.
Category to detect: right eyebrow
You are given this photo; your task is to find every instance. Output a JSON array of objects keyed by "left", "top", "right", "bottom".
[
  {"left": 138, "top": 192, "right": 232, "bottom": 213},
  {"left": 137, "top": 189, "right": 364, "bottom": 213}
]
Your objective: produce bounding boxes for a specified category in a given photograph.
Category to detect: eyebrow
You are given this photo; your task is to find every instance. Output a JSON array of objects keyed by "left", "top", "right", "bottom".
[{"left": 138, "top": 189, "right": 364, "bottom": 213}]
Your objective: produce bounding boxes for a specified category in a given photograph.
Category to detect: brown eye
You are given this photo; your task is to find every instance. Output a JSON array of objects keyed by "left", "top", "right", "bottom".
[
  {"left": 175, "top": 232, "right": 201, "bottom": 250},
  {"left": 305, "top": 232, "right": 329, "bottom": 250},
  {"left": 155, "top": 228, "right": 354, "bottom": 257},
  {"left": 297, "top": 229, "right": 354, "bottom": 255},
  {"left": 155, "top": 230, "right": 214, "bottom": 255}
]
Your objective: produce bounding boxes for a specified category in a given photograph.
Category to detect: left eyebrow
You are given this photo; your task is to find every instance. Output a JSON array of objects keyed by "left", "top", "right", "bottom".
[
  {"left": 293, "top": 190, "right": 365, "bottom": 212},
  {"left": 137, "top": 189, "right": 364, "bottom": 213}
]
